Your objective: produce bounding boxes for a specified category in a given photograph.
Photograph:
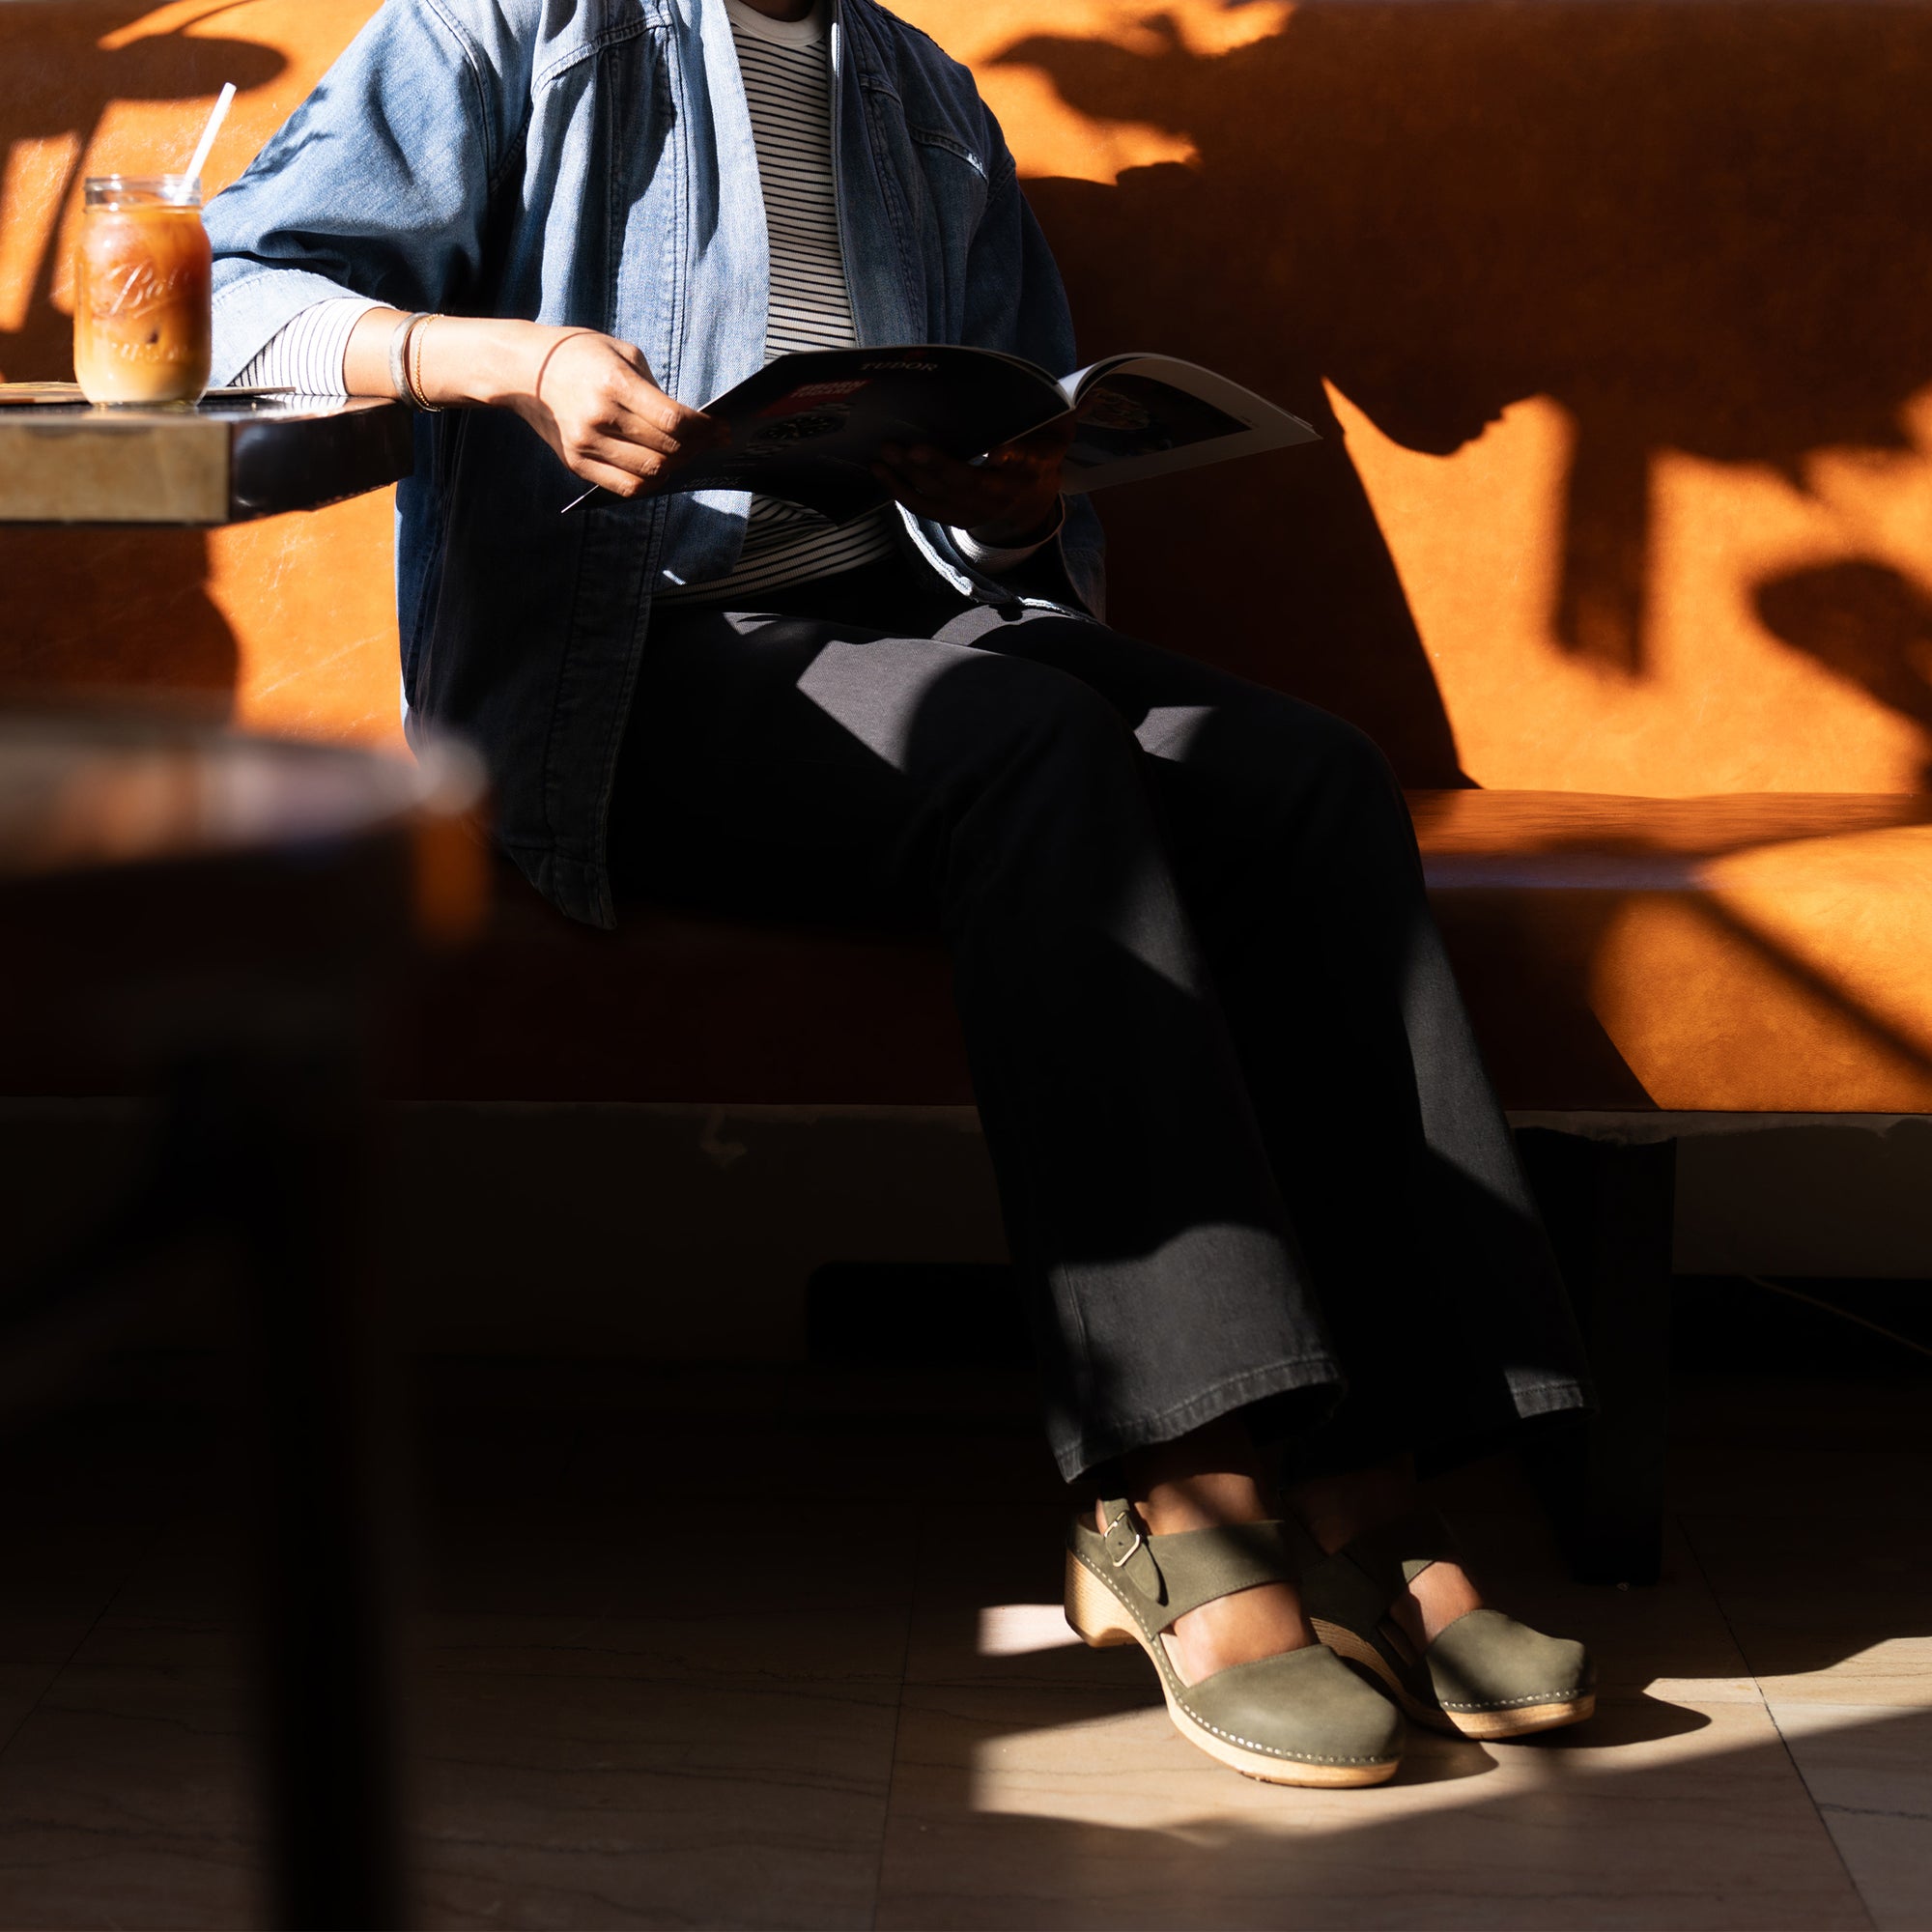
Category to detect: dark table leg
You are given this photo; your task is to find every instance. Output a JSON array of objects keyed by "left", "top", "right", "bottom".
[
  {"left": 226, "top": 1029, "right": 408, "bottom": 1930},
  {"left": 1519, "top": 1129, "right": 1678, "bottom": 1586}
]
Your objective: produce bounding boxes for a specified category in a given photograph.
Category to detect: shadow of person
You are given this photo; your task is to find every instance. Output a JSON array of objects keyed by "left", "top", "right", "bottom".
[
  {"left": 1004, "top": 2, "right": 1932, "bottom": 740},
  {"left": 0, "top": 4, "right": 285, "bottom": 705}
]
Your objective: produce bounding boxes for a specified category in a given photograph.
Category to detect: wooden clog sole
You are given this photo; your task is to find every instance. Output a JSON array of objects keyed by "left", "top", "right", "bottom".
[
  {"left": 1311, "top": 1616, "right": 1596, "bottom": 1740},
  {"left": 1065, "top": 1553, "right": 1402, "bottom": 1788}
]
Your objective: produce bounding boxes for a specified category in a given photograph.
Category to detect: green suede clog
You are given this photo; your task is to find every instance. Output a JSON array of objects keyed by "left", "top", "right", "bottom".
[
  {"left": 1296, "top": 1508, "right": 1596, "bottom": 1740},
  {"left": 1065, "top": 1502, "right": 1405, "bottom": 1787}
]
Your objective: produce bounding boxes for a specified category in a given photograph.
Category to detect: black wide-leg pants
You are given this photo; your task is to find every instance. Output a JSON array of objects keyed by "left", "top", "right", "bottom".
[{"left": 611, "top": 556, "right": 1593, "bottom": 1480}]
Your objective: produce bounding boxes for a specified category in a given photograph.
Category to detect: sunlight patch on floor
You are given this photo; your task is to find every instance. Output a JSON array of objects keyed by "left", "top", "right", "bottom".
[
  {"left": 978, "top": 1603, "right": 1085, "bottom": 1658},
  {"left": 963, "top": 1621, "right": 1911, "bottom": 1837}
]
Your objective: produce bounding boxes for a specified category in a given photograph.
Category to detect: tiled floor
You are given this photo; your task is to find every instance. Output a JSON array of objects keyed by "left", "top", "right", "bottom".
[{"left": 0, "top": 1367, "right": 1925, "bottom": 1928}]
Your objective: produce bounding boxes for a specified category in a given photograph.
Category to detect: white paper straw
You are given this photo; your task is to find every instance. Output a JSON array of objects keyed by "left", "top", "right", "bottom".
[{"left": 182, "top": 81, "right": 237, "bottom": 186}]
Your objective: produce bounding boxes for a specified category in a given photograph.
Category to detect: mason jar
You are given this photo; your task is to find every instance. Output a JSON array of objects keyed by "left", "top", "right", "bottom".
[{"left": 73, "top": 175, "right": 213, "bottom": 406}]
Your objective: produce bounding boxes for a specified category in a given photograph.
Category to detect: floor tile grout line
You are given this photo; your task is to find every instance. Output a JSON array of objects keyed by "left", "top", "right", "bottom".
[
  {"left": 868, "top": 1510, "right": 923, "bottom": 1932},
  {"left": 0, "top": 1522, "right": 154, "bottom": 1764},
  {"left": 1668, "top": 1509, "right": 1773, "bottom": 1717},
  {"left": 1676, "top": 1508, "right": 1880, "bottom": 1932}
]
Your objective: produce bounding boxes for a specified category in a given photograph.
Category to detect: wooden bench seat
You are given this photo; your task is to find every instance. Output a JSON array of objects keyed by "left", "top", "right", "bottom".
[{"left": 410, "top": 789, "right": 1932, "bottom": 1115}]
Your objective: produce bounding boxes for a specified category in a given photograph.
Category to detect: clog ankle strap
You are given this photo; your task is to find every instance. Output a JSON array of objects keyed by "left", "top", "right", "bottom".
[{"left": 1094, "top": 1499, "right": 1305, "bottom": 1634}]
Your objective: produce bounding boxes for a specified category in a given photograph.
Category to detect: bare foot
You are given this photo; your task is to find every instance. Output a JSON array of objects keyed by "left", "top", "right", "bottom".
[{"left": 1111, "top": 1421, "right": 1317, "bottom": 1687}]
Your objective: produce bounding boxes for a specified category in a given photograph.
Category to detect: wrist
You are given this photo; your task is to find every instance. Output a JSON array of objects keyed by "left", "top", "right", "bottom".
[
  {"left": 954, "top": 497, "right": 1065, "bottom": 572},
  {"left": 967, "top": 493, "right": 1065, "bottom": 548},
  {"left": 413, "top": 317, "right": 542, "bottom": 411}
]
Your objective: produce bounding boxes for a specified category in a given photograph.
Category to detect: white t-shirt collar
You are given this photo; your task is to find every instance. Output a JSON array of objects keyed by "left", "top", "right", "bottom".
[{"left": 724, "top": 0, "right": 828, "bottom": 48}]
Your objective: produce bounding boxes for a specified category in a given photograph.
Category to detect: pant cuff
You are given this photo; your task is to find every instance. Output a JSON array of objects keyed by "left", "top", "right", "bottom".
[{"left": 1047, "top": 1351, "right": 1342, "bottom": 1484}]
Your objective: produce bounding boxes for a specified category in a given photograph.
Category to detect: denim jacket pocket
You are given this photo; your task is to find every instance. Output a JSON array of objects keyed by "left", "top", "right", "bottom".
[
  {"left": 860, "top": 110, "right": 989, "bottom": 339},
  {"left": 906, "top": 123, "right": 989, "bottom": 182}
]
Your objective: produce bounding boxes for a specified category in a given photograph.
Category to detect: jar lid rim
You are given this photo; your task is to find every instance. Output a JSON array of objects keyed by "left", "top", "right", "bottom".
[{"left": 84, "top": 174, "right": 202, "bottom": 194}]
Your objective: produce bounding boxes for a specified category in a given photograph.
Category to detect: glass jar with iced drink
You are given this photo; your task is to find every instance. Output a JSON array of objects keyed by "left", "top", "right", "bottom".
[{"left": 73, "top": 176, "right": 213, "bottom": 406}]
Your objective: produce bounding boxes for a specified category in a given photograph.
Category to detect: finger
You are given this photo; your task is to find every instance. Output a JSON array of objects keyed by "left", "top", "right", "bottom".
[
  {"left": 978, "top": 449, "right": 1059, "bottom": 493},
  {"left": 573, "top": 337, "right": 724, "bottom": 447},
  {"left": 606, "top": 395, "right": 725, "bottom": 455},
  {"left": 868, "top": 462, "right": 959, "bottom": 521},
  {"left": 873, "top": 448, "right": 997, "bottom": 498},
  {"left": 579, "top": 427, "right": 706, "bottom": 484},
  {"left": 1011, "top": 414, "right": 1078, "bottom": 455},
  {"left": 567, "top": 452, "right": 661, "bottom": 499},
  {"left": 870, "top": 452, "right": 962, "bottom": 497},
  {"left": 596, "top": 402, "right": 713, "bottom": 462},
  {"left": 584, "top": 383, "right": 728, "bottom": 462},
  {"left": 899, "top": 442, "right": 984, "bottom": 487},
  {"left": 607, "top": 363, "right": 726, "bottom": 445},
  {"left": 579, "top": 411, "right": 683, "bottom": 462},
  {"left": 871, "top": 468, "right": 1007, "bottom": 528},
  {"left": 886, "top": 447, "right": 1020, "bottom": 517},
  {"left": 969, "top": 449, "right": 1057, "bottom": 499},
  {"left": 605, "top": 336, "right": 679, "bottom": 410}
]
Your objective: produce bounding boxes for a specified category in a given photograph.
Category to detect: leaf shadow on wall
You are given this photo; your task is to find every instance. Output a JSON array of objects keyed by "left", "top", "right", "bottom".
[
  {"left": 1756, "top": 563, "right": 1932, "bottom": 788},
  {"left": 1005, "top": 2, "right": 1932, "bottom": 785},
  {"left": 0, "top": 4, "right": 284, "bottom": 703}
]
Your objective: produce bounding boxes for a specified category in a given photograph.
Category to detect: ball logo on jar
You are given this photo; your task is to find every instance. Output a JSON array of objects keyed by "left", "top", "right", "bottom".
[{"left": 89, "top": 257, "right": 202, "bottom": 323}]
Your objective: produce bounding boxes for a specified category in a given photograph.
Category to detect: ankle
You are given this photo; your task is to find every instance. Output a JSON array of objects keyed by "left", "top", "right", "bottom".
[
  {"left": 1402, "top": 1557, "right": 1486, "bottom": 1644},
  {"left": 1110, "top": 1415, "right": 1278, "bottom": 1538},
  {"left": 1286, "top": 1457, "right": 1419, "bottom": 1555},
  {"left": 1283, "top": 1461, "right": 1491, "bottom": 1645},
  {"left": 1138, "top": 1470, "right": 1274, "bottom": 1536}
]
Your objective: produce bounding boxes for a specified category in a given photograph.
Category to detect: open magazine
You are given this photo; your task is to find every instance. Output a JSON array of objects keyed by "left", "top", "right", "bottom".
[{"left": 665, "top": 345, "right": 1319, "bottom": 521}]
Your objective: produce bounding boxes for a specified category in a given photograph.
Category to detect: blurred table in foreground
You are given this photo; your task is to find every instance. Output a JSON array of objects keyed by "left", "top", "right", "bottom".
[
  {"left": 0, "top": 390, "right": 412, "bottom": 525},
  {"left": 0, "top": 711, "right": 482, "bottom": 1929}
]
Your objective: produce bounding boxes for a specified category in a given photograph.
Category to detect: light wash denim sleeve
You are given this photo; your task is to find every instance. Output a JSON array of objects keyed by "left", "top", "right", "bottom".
[
  {"left": 205, "top": 0, "right": 526, "bottom": 385},
  {"left": 958, "top": 130, "right": 1107, "bottom": 620}
]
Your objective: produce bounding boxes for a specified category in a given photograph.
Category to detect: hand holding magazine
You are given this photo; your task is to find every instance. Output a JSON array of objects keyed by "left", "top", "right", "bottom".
[{"left": 666, "top": 345, "right": 1319, "bottom": 521}]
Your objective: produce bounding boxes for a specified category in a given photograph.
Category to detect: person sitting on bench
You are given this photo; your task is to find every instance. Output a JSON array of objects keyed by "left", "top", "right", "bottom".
[{"left": 206, "top": 0, "right": 1599, "bottom": 1785}]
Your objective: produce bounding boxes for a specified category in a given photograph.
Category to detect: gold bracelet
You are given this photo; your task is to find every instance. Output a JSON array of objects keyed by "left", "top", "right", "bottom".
[{"left": 405, "top": 313, "right": 445, "bottom": 414}]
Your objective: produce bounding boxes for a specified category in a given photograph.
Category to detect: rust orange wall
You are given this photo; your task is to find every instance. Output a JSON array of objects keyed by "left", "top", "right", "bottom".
[{"left": 5, "top": 0, "right": 1931, "bottom": 793}]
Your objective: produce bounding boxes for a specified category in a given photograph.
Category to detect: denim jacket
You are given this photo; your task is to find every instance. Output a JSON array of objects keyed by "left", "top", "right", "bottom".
[{"left": 205, "top": 0, "right": 1105, "bottom": 927}]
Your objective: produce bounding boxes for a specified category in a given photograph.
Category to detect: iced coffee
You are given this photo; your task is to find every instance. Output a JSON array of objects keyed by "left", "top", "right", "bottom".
[{"left": 73, "top": 176, "right": 212, "bottom": 406}]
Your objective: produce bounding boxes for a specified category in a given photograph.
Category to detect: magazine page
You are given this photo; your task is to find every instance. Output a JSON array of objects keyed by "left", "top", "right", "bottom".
[
  {"left": 666, "top": 344, "right": 1065, "bottom": 520},
  {"left": 1057, "top": 355, "right": 1319, "bottom": 494}
]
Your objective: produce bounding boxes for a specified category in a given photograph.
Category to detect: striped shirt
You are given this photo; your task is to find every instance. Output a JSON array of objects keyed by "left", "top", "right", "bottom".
[
  {"left": 659, "top": 0, "right": 899, "bottom": 603},
  {"left": 234, "top": 293, "right": 379, "bottom": 395}
]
